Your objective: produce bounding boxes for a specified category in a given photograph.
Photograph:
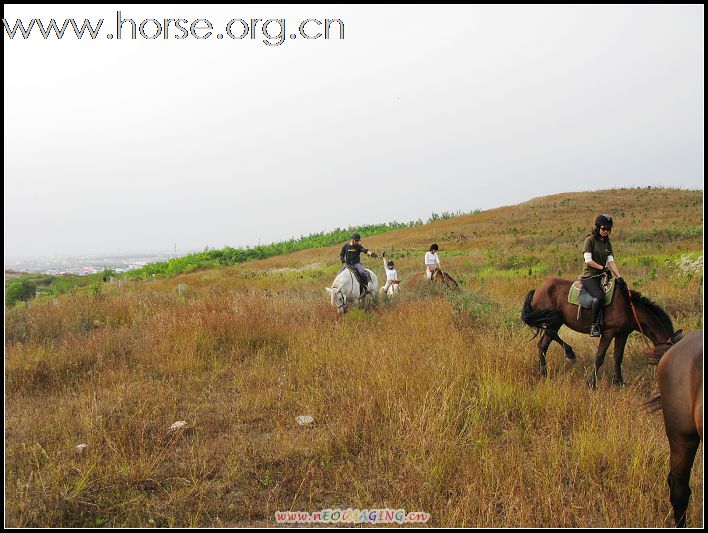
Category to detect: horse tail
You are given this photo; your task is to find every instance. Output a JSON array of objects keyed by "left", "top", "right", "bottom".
[
  {"left": 644, "top": 393, "right": 662, "bottom": 413},
  {"left": 521, "top": 289, "right": 562, "bottom": 338}
]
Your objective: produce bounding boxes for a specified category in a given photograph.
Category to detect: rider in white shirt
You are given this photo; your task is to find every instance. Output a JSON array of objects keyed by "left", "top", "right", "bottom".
[
  {"left": 425, "top": 244, "right": 441, "bottom": 279},
  {"left": 380, "top": 251, "right": 399, "bottom": 294}
]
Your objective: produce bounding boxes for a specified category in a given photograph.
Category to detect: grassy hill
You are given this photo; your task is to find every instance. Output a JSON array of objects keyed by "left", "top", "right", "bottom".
[{"left": 5, "top": 187, "right": 703, "bottom": 527}]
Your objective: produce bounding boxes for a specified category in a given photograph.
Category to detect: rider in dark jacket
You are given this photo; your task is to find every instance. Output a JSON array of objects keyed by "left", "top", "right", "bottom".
[{"left": 340, "top": 232, "right": 377, "bottom": 290}]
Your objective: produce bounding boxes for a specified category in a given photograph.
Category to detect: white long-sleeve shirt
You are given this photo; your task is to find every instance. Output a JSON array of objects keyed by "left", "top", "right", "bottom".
[
  {"left": 425, "top": 251, "right": 440, "bottom": 267},
  {"left": 383, "top": 257, "right": 398, "bottom": 282}
]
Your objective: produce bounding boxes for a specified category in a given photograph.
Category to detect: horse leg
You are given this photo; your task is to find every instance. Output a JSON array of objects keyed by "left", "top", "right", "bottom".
[
  {"left": 612, "top": 332, "right": 629, "bottom": 386},
  {"left": 538, "top": 331, "right": 553, "bottom": 378},
  {"left": 667, "top": 435, "right": 700, "bottom": 527},
  {"left": 547, "top": 329, "right": 576, "bottom": 362},
  {"left": 588, "top": 331, "right": 614, "bottom": 389}
]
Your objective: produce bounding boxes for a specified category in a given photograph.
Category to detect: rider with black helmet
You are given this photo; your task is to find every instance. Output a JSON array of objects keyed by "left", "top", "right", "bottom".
[
  {"left": 425, "top": 243, "right": 441, "bottom": 280},
  {"left": 581, "top": 214, "right": 625, "bottom": 337},
  {"left": 340, "top": 232, "right": 377, "bottom": 291}
]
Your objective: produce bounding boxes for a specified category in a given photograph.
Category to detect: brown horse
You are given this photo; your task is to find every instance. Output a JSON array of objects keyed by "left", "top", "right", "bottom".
[
  {"left": 646, "top": 330, "right": 702, "bottom": 527},
  {"left": 407, "top": 270, "right": 460, "bottom": 290},
  {"left": 521, "top": 277, "right": 683, "bottom": 388}
]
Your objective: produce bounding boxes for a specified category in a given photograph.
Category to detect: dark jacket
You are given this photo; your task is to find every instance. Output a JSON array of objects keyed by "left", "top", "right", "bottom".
[{"left": 340, "top": 243, "right": 368, "bottom": 265}]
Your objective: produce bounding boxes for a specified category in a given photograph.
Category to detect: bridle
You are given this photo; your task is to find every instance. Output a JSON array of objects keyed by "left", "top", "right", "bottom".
[
  {"left": 332, "top": 270, "right": 356, "bottom": 312},
  {"left": 334, "top": 288, "right": 348, "bottom": 311}
]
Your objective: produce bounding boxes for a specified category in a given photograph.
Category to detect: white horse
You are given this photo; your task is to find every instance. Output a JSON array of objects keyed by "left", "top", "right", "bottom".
[
  {"left": 379, "top": 281, "right": 400, "bottom": 297},
  {"left": 325, "top": 268, "right": 378, "bottom": 314}
]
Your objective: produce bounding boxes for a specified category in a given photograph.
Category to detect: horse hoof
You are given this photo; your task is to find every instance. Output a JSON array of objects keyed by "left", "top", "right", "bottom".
[{"left": 612, "top": 378, "right": 625, "bottom": 387}]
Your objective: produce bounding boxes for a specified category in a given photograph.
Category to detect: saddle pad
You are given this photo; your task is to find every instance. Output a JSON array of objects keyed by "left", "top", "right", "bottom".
[{"left": 568, "top": 279, "right": 615, "bottom": 307}]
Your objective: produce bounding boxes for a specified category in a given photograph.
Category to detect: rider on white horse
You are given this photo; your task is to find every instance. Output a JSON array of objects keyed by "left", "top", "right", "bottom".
[
  {"left": 326, "top": 232, "right": 379, "bottom": 313},
  {"left": 339, "top": 232, "right": 378, "bottom": 293}
]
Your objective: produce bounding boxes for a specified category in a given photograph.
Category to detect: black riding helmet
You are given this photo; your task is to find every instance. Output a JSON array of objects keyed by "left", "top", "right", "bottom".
[
  {"left": 430, "top": 243, "right": 439, "bottom": 251},
  {"left": 387, "top": 260, "right": 395, "bottom": 268},
  {"left": 595, "top": 214, "right": 613, "bottom": 229},
  {"left": 351, "top": 232, "right": 361, "bottom": 241}
]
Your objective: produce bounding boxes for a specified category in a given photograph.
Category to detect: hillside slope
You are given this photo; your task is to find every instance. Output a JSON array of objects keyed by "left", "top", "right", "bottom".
[
  {"left": 5, "top": 187, "right": 703, "bottom": 527},
  {"left": 249, "top": 187, "right": 701, "bottom": 268}
]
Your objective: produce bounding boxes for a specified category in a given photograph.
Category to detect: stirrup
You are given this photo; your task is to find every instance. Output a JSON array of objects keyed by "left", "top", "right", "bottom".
[{"left": 590, "top": 324, "right": 601, "bottom": 337}]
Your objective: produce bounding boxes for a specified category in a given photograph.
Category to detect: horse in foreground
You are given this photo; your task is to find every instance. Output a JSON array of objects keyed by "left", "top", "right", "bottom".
[
  {"left": 646, "top": 330, "right": 702, "bottom": 527},
  {"left": 521, "top": 277, "right": 683, "bottom": 388},
  {"left": 325, "top": 268, "right": 378, "bottom": 314}
]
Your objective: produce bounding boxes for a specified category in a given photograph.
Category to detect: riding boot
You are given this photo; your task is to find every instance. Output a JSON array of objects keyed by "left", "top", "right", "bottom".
[
  {"left": 590, "top": 298, "right": 601, "bottom": 337},
  {"left": 360, "top": 273, "right": 369, "bottom": 296}
]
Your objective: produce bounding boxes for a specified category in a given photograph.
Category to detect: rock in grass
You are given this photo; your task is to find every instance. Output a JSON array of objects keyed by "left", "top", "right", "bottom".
[
  {"left": 75, "top": 443, "right": 88, "bottom": 454},
  {"left": 295, "top": 415, "right": 314, "bottom": 426},
  {"left": 168, "top": 421, "right": 188, "bottom": 434}
]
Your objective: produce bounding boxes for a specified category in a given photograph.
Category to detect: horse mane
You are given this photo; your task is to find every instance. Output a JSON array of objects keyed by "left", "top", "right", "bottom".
[{"left": 628, "top": 289, "right": 675, "bottom": 336}]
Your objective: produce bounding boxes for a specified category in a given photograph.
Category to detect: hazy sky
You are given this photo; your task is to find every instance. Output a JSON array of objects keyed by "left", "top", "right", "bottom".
[{"left": 4, "top": 4, "right": 704, "bottom": 258}]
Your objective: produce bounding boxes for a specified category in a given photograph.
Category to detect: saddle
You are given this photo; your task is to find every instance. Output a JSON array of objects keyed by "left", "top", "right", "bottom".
[
  {"left": 347, "top": 268, "right": 370, "bottom": 296},
  {"left": 568, "top": 277, "right": 616, "bottom": 309}
]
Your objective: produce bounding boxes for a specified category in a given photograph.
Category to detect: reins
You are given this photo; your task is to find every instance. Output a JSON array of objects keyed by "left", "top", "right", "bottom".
[{"left": 627, "top": 287, "right": 657, "bottom": 355}]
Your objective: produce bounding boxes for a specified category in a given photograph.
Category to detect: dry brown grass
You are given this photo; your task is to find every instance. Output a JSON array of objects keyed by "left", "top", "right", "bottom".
[{"left": 5, "top": 187, "right": 703, "bottom": 527}]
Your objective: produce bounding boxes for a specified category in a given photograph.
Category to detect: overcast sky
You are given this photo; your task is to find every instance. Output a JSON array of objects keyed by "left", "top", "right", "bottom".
[{"left": 4, "top": 4, "right": 704, "bottom": 259}]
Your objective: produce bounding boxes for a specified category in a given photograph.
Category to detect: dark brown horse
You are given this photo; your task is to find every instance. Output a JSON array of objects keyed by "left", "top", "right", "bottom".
[
  {"left": 521, "top": 277, "right": 683, "bottom": 388},
  {"left": 646, "top": 330, "right": 702, "bottom": 527},
  {"left": 407, "top": 270, "right": 460, "bottom": 289}
]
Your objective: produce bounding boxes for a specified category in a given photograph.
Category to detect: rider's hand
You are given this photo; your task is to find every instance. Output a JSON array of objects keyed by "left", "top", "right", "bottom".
[
  {"left": 616, "top": 277, "right": 625, "bottom": 285},
  {"left": 370, "top": 252, "right": 378, "bottom": 259}
]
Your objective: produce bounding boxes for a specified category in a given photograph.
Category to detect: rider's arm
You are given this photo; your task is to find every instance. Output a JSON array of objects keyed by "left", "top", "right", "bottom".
[
  {"left": 362, "top": 246, "right": 376, "bottom": 258},
  {"left": 583, "top": 237, "right": 604, "bottom": 271},
  {"left": 584, "top": 253, "right": 605, "bottom": 271},
  {"left": 607, "top": 255, "right": 621, "bottom": 278},
  {"left": 340, "top": 244, "right": 347, "bottom": 263}
]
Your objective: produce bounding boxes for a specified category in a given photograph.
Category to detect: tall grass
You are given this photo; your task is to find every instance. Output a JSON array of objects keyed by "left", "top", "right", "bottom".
[{"left": 5, "top": 188, "right": 703, "bottom": 527}]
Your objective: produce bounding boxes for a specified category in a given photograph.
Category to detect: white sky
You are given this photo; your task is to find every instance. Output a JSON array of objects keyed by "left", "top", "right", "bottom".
[{"left": 4, "top": 4, "right": 704, "bottom": 258}]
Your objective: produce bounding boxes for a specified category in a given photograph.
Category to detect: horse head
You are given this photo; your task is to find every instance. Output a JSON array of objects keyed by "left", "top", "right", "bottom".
[
  {"left": 434, "top": 270, "right": 459, "bottom": 289},
  {"left": 649, "top": 329, "right": 685, "bottom": 364},
  {"left": 624, "top": 287, "right": 684, "bottom": 359},
  {"left": 325, "top": 286, "right": 348, "bottom": 314}
]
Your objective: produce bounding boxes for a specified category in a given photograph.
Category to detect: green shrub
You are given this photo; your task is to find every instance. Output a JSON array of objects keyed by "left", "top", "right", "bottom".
[{"left": 5, "top": 279, "right": 37, "bottom": 307}]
